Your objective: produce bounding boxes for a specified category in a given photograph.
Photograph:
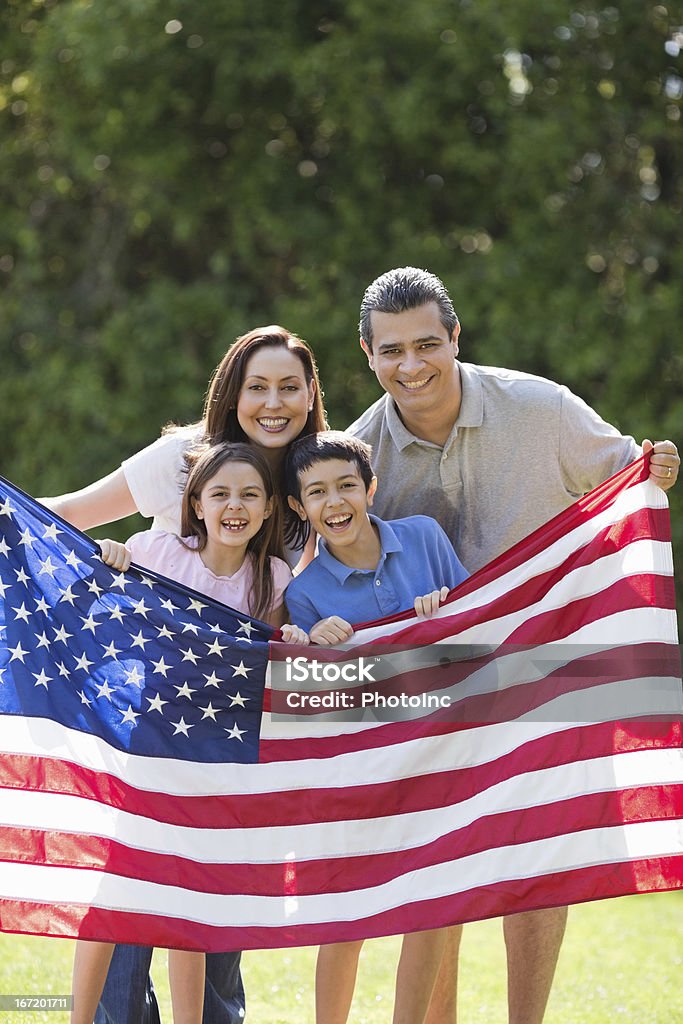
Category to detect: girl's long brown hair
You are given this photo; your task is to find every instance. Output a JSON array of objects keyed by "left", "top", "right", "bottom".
[{"left": 180, "top": 442, "right": 285, "bottom": 622}]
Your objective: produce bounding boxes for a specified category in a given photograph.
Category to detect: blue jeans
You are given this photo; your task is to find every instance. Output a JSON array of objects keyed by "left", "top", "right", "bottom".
[{"left": 94, "top": 945, "right": 245, "bottom": 1024}]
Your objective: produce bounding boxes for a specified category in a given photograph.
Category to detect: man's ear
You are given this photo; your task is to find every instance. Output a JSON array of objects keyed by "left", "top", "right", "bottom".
[
  {"left": 360, "top": 337, "right": 374, "bottom": 370},
  {"left": 451, "top": 322, "right": 461, "bottom": 359},
  {"left": 366, "top": 476, "right": 378, "bottom": 506},
  {"left": 287, "top": 495, "right": 308, "bottom": 522}
]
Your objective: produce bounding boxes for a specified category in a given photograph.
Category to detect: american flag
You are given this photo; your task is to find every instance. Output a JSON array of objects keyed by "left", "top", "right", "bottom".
[{"left": 0, "top": 458, "right": 681, "bottom": 953}]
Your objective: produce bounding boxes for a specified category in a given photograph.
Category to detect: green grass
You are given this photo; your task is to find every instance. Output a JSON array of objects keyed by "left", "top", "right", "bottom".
[{"left": 0, "top": 893, "right": 681, "bottom": 1023}]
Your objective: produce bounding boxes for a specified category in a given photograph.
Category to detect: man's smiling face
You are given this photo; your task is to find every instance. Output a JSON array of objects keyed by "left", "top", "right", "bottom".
[{"left": 362, "top": 302, "right": 461, "bottom": 418}]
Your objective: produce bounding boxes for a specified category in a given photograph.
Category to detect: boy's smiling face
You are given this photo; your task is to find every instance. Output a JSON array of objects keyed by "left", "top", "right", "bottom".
[{"left": 289, "top": 458, "right": 377, "bottom": 556}]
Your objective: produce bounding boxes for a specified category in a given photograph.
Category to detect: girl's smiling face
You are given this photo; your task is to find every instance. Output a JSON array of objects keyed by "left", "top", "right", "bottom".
[
  {"left": 192, "top": 462, "right": 272, "bottom": 554},
  {"left": 237, "top": 347, "right": 316, "bottom": 450}
]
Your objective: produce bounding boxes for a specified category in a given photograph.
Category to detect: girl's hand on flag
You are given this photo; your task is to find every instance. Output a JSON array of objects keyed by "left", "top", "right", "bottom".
[{"left": 98, "top": 539, "right": 132, "bottom": 571}]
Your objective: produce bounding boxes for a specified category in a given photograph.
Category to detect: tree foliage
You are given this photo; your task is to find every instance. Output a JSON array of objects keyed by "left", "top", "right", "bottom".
[{"left": 1, "top": 0, "right": 681, "bottom": 572}]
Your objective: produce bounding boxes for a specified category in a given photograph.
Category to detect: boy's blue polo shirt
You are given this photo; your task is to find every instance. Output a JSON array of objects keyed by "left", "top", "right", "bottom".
[{"left": 285, "top": 514, "right": 468, "bottom": 632}]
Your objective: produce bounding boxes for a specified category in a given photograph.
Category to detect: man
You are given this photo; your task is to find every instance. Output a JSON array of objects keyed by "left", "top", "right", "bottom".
[{"left": 347, "top": 265, "right": 679, "bottom": 1024}]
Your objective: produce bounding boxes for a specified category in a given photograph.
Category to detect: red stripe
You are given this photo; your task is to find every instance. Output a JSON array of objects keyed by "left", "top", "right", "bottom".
[
  {"left": 2, "top": 720, "right": 679, "bottom": 829},
  {"left": 1, "top": 853, "right": 680, "bottom": 952},
  {"left": 3, "top": 785, "right": 681, "bottom": 897}
]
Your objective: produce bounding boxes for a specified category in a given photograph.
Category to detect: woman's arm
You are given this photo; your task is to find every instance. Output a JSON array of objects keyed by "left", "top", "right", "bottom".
[{"left": 40, "top": 467, "right": 138, "bottom": 531}]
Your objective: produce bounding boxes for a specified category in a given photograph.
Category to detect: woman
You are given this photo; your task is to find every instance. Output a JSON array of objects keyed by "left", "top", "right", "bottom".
[
  {"left": 43, "top": 324, "right": 327, "bottom": 1024},
  {"left": 45, "top": 324, "right": 327, "bottom": 559}
]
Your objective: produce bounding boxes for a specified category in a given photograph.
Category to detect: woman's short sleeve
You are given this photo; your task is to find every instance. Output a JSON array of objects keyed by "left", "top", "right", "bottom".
[{"left": 121, "top": 426, "right": 200, "bottom": 533}]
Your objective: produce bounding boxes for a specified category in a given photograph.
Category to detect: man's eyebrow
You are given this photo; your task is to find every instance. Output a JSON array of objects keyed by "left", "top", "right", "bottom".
[{"left": 377, "top": 335, "right": 442, "bottom": 350}]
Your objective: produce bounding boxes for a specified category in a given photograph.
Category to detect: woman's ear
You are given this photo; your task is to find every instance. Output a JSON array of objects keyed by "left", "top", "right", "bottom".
[
  {"left": 288, "top": 495, "right": 308, "bottom": 522},
  {"left": 307, "top": 378, "right": 316, "bottom": 412}
]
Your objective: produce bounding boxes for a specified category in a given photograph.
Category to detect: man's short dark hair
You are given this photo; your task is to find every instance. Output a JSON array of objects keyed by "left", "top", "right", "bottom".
[
  {"left": 359, "top": 266, "right": 459, "bottom": 347},
  {"left": 285, "top": 431, "right": 374, "bottom": 503}
]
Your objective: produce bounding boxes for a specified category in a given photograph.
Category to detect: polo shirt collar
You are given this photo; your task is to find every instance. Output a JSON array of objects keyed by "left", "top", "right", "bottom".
[
  {"left": 385, "top": 361, "right": 484, "bottom": 451},
  {"left": 316, "top": 514, "right": 403, "bottom": 583}
]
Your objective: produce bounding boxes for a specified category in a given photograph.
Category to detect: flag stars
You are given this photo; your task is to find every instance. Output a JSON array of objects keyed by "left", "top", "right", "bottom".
[
  {"left": 172, "top": 717, "right": 194, "bottom": 737},
  {"left": 181, "top": 621, "right": 200, "bottom": 636},
  {"left": 34, "top": 595, "right": 50, "bottom": 614},
  {"left": 15, "top": 567, "right": 30, "bottom": 586},
  {"left": 123, "top": 666, "right": 145, "bottom": 688},
  {"left": 188, "top": 598, "right": 207, "bottom": 615},
  {"left": 36, "top": 631, "right": 51, "bottom": 650},
  {"left": 80, "top": 613, "right": 100, "bottom": 634},
  {"left": 0, "top": 579, "right": 10, "bottom": 599},
  {"left": 9, "top": 642, "right": 28, "bottom": 663},
  {"left": 203, "top": 671, "right": 222, "bottom": 688},
  {"left": 18, "top": 528, "right": 35, "bottom": 548},
  {"left": 74, "top": 652, "right": 94, "bottom": 673},
  {"left": 199, "top": 702, "right": 219, "bottom": 721},
  {"left": 157, "top": 624, "right": 175, "bottom": 641},
  {"left": 38, "top": 556, "right": 57, "bottom": 577},
  {"left": 0, "top": 498, "right": 15, "bottom": 516},
  {"left": 12, "top": 602, "right": 31, "bottom": 623},
  {"left": 0, "top": 538, "right": 10, "bottom": 557},
  {"left": 160, "top": 598, "right": 178, "bottom": 614},
  {"left": 181, "top": 647, "right": 200, "bottom": 665},
  {"left": 146, "top": 693, "right": 168, "bottom": 715},
  {"left": 96, "top": 681, "right": 115, "bottom": 701},
  {"left": 78, "top": 690, "right": 92, "bottom": 707},
  {"left": 206, "top": 638, "right": 227, "bottom": 657},
  {"left": 119, "top": 705, "right": 140, "bottom": 726},
  {"left": 56, "top": 662, "right": 70, "bottom": 679},
  {"left": 109, "top": 605, "right": 125, "bottom": 623},
  {"left": 42, "top": 523, "right": 60, "bottom": 541},
  {"left": 132, "top": 597, "right": 151, "bottom": 618},
  {"left": 64, "top": 550, "right": 81, "bottom": 570},
  {"left": 130, "top": 631, "right": 150, "bottom": 651},
  {"left": 86, "top": 578, "right": 104, "bottom": 598},
  {"left": 59, "top": 585, "right": 77, "bottom": 606},
  {"left": 110, "top": 573, "right": 128, "bottom": 591},
  {"left": 101, "top": 641, "right": 121, "bottom": 660},
  {"left": 229, "top": 691, "right": 249, "bottom": 708},
  {"left": 225, "top": 722, "right": 247, "bottom": 742},
  {"left": 152, "top": 656, "right": 172, "bottom": 677},
  {"left": 230, "top": 661, "right": 252, "bottom": 679},
  {"left": 236, "top": 620, "right": 255, "bottom": 639},
  {"left": 53, "top": 625, "right": 73, "bottom": 644},
  {"left": 174, "top": 681, "right": 197, "bottom": 700},
  {"left": 32, "top": 669, "right": 52, "bottom": 688}
]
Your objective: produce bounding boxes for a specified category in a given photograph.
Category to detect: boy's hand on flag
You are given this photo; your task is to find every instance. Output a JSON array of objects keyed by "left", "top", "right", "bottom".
[{"left": 414, "top": 586, "right": 449, "bottom": 618}]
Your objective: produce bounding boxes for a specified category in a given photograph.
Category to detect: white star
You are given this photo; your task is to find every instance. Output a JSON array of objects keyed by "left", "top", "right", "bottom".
[
  {"left": 180, "top": 647, "right": 199, "bottom": 665},
  {"left": 53, "top": 625, "right": 73, "bottom": 643},
  {"left": 0, "top": 667, "right": 5, "bottom": 684},
  {"left": 138, "top": 574, "right": 155, "bottom": 589},
  {"left": 80, "top": 613, "right": 100, "bottom": 634},
  {"left": 56, "top": 661, "right": 70, "bottom": 678},
  {"left": 156, "top": 623, "right": 175, "bottom": 640},
  {"left": 152, "top": 656, "right": 171, "bottom": 677},
  {"left": 36, "top": 631, "right": 51, "bottom": 650},
  {"left": 42, "top": 523, "right": 60, "bottom": 541},
  {"left": 78, "top": 690, "right": 92, "bottom": 707},
  {"left": 172, "top": 716, "right": 193, "bottom": 736},
  {"left": 34, "top": 595, "right": 50, "bottom": 614},
  {"left": 33, "top": 669, "right": 52, "bottom": 688},
  {"left": 86, "top": 578, "right": 104, "bottom": 598},
  {"left": 188, "top": 598, "right": 207, "bottom": 615},
  {"left": 236, "top": 620, "right": 255, "bottom": 638},
  {"left": 160, "top": 598, "right": 178, "bottom": 614},
  {"left": 18, "top": 528, "right": 35, "bottom": 548},
  {"left": 15, "top": 567, "right": 30, "bottom": 585},
  {"left": 199, "top": 702, "right": 219, "bottom": 721},
  {"left": 229, "top": 691, "right": 249, "bottom": 708},
  {"left": 224, "top": 722, "right": 247, "bottom": 742},
  {"left": 123, "top": 666, "right": 145, "bottom": 688},
  {"left": 0, "top": 537, "right": 9, "bottom": 556},
  {"left": 74, "top": 652, "right": 94, "bottom": 672},
  {"left": 9, "top": 643, "right": 28, "bottom": 663},
  {"left": 96, "top": 681, "right": 115, "bottom": 701},
  {"left": 132, "top": 597, "right": 150, "bottom": 618},
  {"left": 130, "top": 631, "right": 149, "bottom": 650},
  {"left": 120, "top": 705, "right": 140, "bottom": 725},
  {"left": 109, "top": 572, "right": 128, "bottom": 591},
  {"left": 146, "top": 693, "right": 168, "bottom": 714},
  {"left": 109, "top": 605, "right": 125, "bottom": 623},
  {"left": 59, "top": 584, "right": 77, "bottom": 606},
  {"left": 175, "top": 681, "right": 196, "bottom": 700},
  {"left": 12, "top": 602, "right": 31, "bottom": 623},
  {"left": 181, "top": 621, "right": 200, "bottom": 635},
  {"left": 0, "top": 498, "right": 15, "bottom": 516},
  {"left": 101, "top": 641, "right": 121, "bottom": 660},
  {"left": 230, "top": 661, "right": 252, "bottom": 678},
  {"left": 206, "top": 638, "right": 227, "bottom": 657},
  {"left": 208, "top": 622, "right": 224, "bottom": 634},
  {"left": 38, "top": 556, "right": 57, "bottom": 577},
  {"left": 203, "top": 671, "right": 222, "bottom": 688},
  {"left": 0, "top": 579, "right": 10, "bottom": 599},
  {"left": 65, "top": 550, "right": 81, "bottom": 570}
]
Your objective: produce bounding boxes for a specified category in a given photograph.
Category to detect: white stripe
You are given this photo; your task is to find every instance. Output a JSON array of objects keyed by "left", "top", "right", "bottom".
[
  {"left": 1, "top": 675, "right": 680, "bottom": 797},
  {"left": 0, "top": 817, "right": 680, "bottom": 928},
  {"left": 1, "top": 746, "right": 681, "bottom": 863}
]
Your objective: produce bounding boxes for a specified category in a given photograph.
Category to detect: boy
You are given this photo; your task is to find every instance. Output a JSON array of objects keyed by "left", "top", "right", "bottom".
[
  {"left": 285, "top": 430, "right": 468, "bottom": 644},
  {"left": 284, "top": 430, "right": 468, "bottom": 1024}
]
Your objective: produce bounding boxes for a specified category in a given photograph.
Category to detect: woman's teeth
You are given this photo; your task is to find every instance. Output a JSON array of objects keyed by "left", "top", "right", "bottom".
[{"left": 258, "top": 417, "right": 288, "bottom": 430}]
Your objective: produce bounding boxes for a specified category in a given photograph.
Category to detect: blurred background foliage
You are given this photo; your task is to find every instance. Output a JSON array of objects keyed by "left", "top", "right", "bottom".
[{"left": 1, "top": 0, "right": 681, "bottom": 591}]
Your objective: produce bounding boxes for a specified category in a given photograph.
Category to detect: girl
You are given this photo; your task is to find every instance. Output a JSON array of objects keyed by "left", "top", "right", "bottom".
[{"left": 70, "top": 442, "right": 308, "bottom": 1024}]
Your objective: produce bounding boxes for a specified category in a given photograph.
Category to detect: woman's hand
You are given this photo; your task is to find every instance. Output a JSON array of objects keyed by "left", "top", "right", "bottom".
[
  {"left": 279, "top": 624, "right": 310, "bottom": 645},
  {"left": 98, "top": 539, "right": 132, "bottom": 572},
  {"left": 309, "top": 616, "right": 354, "bottom": 646},
  {"left": 414, "top": 586, "right": 449, "bottom": 618}
]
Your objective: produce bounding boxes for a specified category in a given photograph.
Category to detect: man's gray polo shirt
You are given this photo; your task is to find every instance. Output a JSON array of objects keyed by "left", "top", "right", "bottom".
[{"left": 347, "top": 362, "right": 638, "bottom": 573}]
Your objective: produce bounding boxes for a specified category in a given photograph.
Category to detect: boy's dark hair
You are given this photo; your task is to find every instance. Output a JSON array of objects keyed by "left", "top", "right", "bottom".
[
  {"left": 359, "top": 266, "right": 459, "bottom": 347},
  {"left": 285, "top": 431, "right": 374, "bottom": 504}
]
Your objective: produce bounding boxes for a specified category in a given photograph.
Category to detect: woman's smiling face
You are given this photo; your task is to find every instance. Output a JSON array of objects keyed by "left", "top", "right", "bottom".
[{"left": 237, "top": 346, "right": 315, "bottom": 450}]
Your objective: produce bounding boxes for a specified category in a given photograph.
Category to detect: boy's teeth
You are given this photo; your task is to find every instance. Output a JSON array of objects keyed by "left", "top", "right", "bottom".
[{"left": 327, "top": 515, "right": 351, "bottom": 525}]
